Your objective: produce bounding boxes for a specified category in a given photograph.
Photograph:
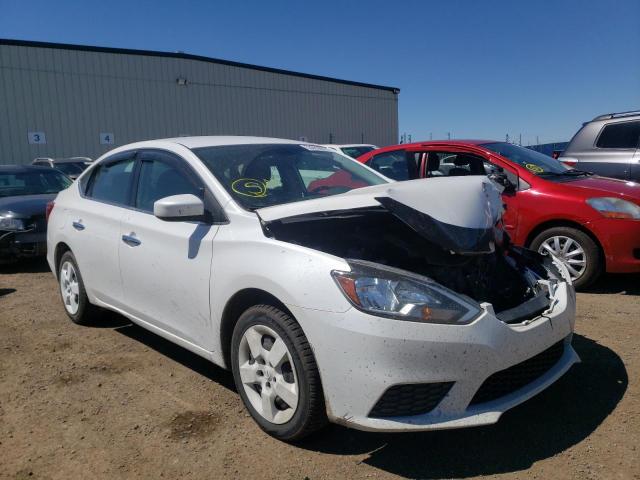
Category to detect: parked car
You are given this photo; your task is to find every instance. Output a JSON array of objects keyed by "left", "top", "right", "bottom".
[
  {"left": 0, "top": 165, "right": 72, "bottom": 261},
  {"left": 559, "top": 110, "right": 640, "bottom": 180},
  {"left": 47, "top": 137, "right": 577, "bottom": 440},
  {"left": 32, "top": 157, "right": 92, "bottom": 179},
  {"left": 323, "top": 144, "right": 378, "bottom": 159},
  {"left": 358, "top": 140, "right": 640, "bottom": 288}
]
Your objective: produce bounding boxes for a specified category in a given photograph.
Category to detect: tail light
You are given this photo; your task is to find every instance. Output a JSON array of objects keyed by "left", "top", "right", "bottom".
[
  {"left": 45, "top": 201, "right": 55, "bottom": 222},
  {"left": 561, "top": 159, "right": 578, "bottom": 167}
]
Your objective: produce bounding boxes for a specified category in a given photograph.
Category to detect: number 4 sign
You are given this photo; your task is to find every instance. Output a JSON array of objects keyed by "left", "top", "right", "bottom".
[{"left": 100, "top": 133, "right": 114, "bottom": 145}]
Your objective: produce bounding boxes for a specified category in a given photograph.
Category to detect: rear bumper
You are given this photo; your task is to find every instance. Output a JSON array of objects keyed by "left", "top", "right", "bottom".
[
  {"left": 0, "top": 230, "right": 47, "bottom": 260},
  {"left": 587, "top": 218, "right": 640, "bottom": 273}
]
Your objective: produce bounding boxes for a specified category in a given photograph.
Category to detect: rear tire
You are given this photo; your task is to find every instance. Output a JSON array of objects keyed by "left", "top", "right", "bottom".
[
  {"left": 231, "top": 304, "right": 327, "bottom": 441},
  {"left": 530, "top": 226, "right": 601, "bottom": 289},
  {"left": 58, "top": 251, "right": 103, "bottom": 325}
]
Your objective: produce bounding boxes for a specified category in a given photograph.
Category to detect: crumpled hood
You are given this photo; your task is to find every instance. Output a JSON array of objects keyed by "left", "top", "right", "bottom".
[
  {"left": 258, "top": 176, "right": 504, "bottom": 254},
  {"left": 0, "top": 194, "right": 55, "bottom": 218}
]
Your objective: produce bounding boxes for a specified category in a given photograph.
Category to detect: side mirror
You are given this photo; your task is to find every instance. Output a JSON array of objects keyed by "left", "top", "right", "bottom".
[
  {"left": 488, "top": 172, "right": 516, "bottom": 194},
  {"left": 154, "top": 194, "right": 205, "bottom": 222}
]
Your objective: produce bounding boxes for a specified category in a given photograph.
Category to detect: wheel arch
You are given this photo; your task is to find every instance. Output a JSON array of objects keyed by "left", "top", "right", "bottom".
[
  {"left": 220, "top": 288, "right": 293, "bottom": 369},
  {"left": 53, "top": 242, "right": 72, "bottom": 278},
  {"left": 524, "top": 219, "right": 605, "bottom": 265}
]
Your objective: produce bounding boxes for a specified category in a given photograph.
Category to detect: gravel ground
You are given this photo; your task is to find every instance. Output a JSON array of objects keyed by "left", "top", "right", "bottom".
[{"left": 1, "top": 259, "right": 639, "bottom": 480}]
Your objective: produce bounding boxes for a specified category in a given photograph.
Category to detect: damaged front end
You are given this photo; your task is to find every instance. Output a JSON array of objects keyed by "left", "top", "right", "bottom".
[{"left": 257, "top": 177, "right": 571, "bottom": 324}]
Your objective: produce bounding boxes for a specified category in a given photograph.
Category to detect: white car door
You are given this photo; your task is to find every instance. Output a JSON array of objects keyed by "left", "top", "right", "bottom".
[
  {"left": 118, "top": 149, "right": 220, "bottom": 350},
  {"left": 68, "top": 153, "right": 136, "bottom": 308}
]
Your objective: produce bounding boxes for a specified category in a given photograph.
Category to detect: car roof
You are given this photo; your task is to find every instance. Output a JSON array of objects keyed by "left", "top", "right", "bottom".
[
  {"left": 324, "top": 144, "right": 377, "bottom": 148},
  {"left": 0, "top": 165, "right": 56, "bottom": 173},
  {"left": 53, "top": 158, "right": 91, "bottom": 163},
  {"left": 164, "top": 135, "right": 303, "bottom": 149},
  {"left": 591, "top": 110, "right": 640, "bottom": 122},
  {"left": 367, "top": 139, "right": 498, "bottom": 154}
]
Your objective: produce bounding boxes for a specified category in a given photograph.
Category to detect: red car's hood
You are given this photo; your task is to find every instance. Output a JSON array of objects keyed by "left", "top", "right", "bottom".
[{"left": 556, "top": 175, "right": 640, "bottom": 202}]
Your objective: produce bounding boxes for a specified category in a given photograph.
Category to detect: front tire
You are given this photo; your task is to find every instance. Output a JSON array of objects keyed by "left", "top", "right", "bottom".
[
  {"left": 530, "top": 226, "right": 601, "bottom": 289},
  {"left": 58, "top": 251, "right": 102, "bottom": 325},
  {"left": 231, "top": 305, "right": 327, "bottom": 441}
]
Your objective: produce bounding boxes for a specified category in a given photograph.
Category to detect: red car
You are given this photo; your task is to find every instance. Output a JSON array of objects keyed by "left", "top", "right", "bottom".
[{"left": 357, "top": 140, "right": 640, "bottom": 288}]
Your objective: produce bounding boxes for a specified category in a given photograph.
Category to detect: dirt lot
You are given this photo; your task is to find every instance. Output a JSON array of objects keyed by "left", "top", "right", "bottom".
[{"left": 1, "top": 259, "right": 639, "bottom": 480}]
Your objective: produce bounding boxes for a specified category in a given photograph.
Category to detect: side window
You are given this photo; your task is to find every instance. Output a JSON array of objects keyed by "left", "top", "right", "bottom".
[
  {"left": 87, "top": 158, "right": 135, "bottom": 205},
  {"left": 596, "top": 121, "right": 640, "bottom": 149},
  {"left": 135, "top": 152, "right": 202, "bottom": 213},
  {"left": 427, "top": 152, "right": 487, "bottom": 177},
  {"left": 369, "top": 151, "right": 414, "bottom": 181}
]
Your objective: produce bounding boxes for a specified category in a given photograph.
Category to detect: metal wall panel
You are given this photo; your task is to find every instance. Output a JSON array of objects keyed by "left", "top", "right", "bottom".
[{"left": 0, "top": 43, "right": 398, "bottom": 164}]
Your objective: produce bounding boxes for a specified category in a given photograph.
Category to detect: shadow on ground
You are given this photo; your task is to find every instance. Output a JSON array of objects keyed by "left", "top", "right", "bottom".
[
  {"left": 297, "top": 334, "right": 626, "bottom": 479},
  {"left": 584, "top": 273, "right": 640, "bottom": 296},
  {"left": 0, "top": 288, "right": 17, "bottom": 297},
  {"left": 0, "top": 257, "right": 51, "bottom": 274},
  {"left": 113, "top": 321, "right": 235, "bottom": 391},
  {"left": 94, "top": 313, "right": 625, "bottom": 478}
]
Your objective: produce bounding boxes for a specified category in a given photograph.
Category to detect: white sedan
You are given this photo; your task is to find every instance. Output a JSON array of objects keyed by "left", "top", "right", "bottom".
[{"left": 46, "top": 136, "right": 578, "bottom": 440}]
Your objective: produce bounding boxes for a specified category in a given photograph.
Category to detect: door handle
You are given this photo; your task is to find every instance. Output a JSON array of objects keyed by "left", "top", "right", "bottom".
[
  {"left": 72, "top": 221, "right": 85, "bottom": 231},
  {"left": 121, "top": 234, "right": 141, "bottom": 247}
]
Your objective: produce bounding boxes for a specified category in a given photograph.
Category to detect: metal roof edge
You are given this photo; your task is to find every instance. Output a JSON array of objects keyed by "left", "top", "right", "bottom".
[{"left": 0, "top": 38, "right": 400, "bottom": 93}]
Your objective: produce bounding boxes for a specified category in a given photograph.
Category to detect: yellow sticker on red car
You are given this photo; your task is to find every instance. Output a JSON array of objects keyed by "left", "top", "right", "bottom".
[{"left": 525, "top": 163, "right": 544, "bottom": 173}]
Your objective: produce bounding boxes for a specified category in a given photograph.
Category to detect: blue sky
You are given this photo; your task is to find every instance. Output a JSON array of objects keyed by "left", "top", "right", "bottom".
[{"left": 1, "top": 0, "right": 639, "bottom": 144}]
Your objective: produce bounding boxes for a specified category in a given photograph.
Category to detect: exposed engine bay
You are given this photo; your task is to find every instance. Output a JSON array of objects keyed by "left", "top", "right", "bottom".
[
  {"left": 266, "top": 207, "right": 556, "bottom": 311},
  {"left": 257, "top": 176, "right": 567, "bottom": 322}
]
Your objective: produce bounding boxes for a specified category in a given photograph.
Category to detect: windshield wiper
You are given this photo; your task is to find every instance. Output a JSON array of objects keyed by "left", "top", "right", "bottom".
[
  {"left": 560, "top": 169, "right": 593, "bottom": 176},
  {"left": 538, "top": 169, "right": 593, "bottom": 177}
]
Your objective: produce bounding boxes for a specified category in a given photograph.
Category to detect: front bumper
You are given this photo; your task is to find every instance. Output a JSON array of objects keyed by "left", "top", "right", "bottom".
[
  {"left": 587, "top": 218, "right": 640, "bottom": 273},
  {"left": 290, "top": 281, "right": 577, "bottom": 432},
  {"left": 0, "top": 230, "right": 47, "bottom": 260}
]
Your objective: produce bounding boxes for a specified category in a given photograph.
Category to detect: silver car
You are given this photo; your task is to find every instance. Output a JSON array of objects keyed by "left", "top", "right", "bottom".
[{"left": 559, "top": 110, "right": 640, "bottom": 181}]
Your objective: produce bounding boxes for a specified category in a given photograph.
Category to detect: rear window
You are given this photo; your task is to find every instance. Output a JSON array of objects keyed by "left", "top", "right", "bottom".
[
  {"left": 0, "top": 170, "right": 72, "bottom": 197},
  {"left": 596, "top": 121, "right": 640, "bottom": 149}
]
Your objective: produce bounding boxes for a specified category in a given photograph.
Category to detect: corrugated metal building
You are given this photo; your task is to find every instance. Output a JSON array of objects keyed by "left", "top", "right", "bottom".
[{"left": 0, "top": 39, "right": 399, "bottom": 164}]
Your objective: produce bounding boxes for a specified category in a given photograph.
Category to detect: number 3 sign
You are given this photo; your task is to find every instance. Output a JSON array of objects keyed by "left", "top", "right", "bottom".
[{"left": 28, "top": 132, "right": 46, "bottom": 144}]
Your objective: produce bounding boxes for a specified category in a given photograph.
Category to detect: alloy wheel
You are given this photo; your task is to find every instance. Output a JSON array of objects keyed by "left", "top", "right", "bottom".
[
  {"left": 538, "top": 235, "right": 586, "bottom": 281},
  {"left": 237, "top": 324, "right": 299, "bottom": 424},
  {"left": 60, "top": 261, "right": 80, "bottom": 315}
]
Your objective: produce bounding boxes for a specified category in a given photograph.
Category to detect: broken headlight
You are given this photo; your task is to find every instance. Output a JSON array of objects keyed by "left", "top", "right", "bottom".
[{"left": 331, "top": 260, "right": 481, "bottom": 324}]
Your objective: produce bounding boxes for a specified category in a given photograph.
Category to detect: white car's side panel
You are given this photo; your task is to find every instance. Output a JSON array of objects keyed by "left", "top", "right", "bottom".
[
  {"left": 206, "top": 211, "right": 353, "bottom": 366},
  {"left": 64, "top": 189, "right": 128, "bottom": 308},
  {"left": 119, "top": 209, "right": 220, "bottom": 350}
]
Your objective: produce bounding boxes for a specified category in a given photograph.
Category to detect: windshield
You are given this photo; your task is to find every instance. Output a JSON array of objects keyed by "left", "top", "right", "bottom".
[
  {"left": 340, "top": 146, "right": 376, "bottom": 159},
  {"left": 0, "top": 170, "right": 72, "bottom": 197},
  {"left": 481, "top": 142, "right": 570, "bottom": 175},
  {"left": 193, "top": 143, "right": 387, "bottom": 209},
  {"left": 55, "top": 163, "right": 86, "bottom": 175}
]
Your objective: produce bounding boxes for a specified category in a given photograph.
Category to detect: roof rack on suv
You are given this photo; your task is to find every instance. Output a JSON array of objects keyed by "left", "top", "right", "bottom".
[{"left": 592, "top": 110, "right": 640, "bottom": 121}]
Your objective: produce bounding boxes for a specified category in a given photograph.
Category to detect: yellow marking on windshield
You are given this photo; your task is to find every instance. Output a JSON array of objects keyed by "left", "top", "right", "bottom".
[{"left": 231, "top": 178, "right": 268, "bottom": 197}]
